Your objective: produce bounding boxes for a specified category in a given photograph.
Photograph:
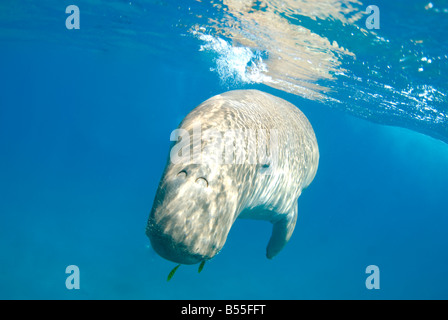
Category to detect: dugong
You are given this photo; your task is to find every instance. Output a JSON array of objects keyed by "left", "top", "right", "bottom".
[{"left": 146, "top": 90, "right": 319, "bottom": 265}]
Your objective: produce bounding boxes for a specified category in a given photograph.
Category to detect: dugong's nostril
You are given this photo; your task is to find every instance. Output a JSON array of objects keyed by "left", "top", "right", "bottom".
[
  {"left": 195, "top": 177, "right": 208, "bottom": 187},
  {"left": 177, "top": 170, "right": 187, "bottom": 178}
]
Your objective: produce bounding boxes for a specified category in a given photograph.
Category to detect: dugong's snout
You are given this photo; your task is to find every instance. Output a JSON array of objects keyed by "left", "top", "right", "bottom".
[
  {"left": 146, "top": 216, "right": 207, "bottom": 265},
  {"left": 146, "top": 205, "right": 226, "bottom": 265},
  {"left": 146, "top": 166, "right": 236, "bottom": 265}
]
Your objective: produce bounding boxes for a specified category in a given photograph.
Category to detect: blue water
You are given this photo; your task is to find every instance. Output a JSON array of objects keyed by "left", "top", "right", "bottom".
[{"left": 1, "top": 0, "right": 447, "bottom": 299}]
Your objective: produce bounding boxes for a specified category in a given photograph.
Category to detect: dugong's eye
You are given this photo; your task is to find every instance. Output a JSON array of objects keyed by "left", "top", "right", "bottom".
[
  {"left": 177, "top": 170, "right": 187, "bottom": 178},
  {"left": 195, "top": 177, "right": 208, "bottom": 187}
]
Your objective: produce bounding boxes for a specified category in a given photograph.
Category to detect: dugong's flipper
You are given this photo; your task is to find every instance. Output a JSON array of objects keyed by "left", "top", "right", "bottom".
[{"left": 266, "top": 205, "right": 298, "bottom": 259}]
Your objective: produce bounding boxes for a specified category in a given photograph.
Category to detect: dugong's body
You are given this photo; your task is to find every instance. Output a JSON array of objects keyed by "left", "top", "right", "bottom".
[{"left": 146, "top": 90, "right": 319, "bottom": 265}]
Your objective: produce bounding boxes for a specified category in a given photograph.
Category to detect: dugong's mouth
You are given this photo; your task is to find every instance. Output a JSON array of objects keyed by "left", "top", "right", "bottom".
[{"left": 146, "top": 219, "right": 207, "bottom": 265}]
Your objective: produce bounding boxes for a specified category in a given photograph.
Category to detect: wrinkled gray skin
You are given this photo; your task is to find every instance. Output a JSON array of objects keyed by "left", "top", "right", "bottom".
[{"left": 146, "top": 90, "right": 319, "bottom": 265}]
